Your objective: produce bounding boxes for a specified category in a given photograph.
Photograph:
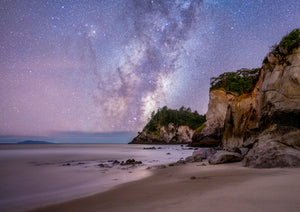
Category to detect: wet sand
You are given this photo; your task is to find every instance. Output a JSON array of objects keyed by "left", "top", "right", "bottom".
[
  {"left": 30, "top": 162, "right": 300, "bottom": 212},
  {"left": 0, "top": 144, "right": 194, "bottom": 212}
]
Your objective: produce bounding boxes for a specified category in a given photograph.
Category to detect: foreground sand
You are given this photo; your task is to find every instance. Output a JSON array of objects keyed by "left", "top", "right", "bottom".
[{"left": 30, "top": 162, "right": 300, "bottom": 212}]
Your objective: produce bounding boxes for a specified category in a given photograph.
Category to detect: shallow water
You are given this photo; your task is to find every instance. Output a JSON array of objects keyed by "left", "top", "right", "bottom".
[{"left": 0, "top": 144, "right": 194, "bottom": 212}]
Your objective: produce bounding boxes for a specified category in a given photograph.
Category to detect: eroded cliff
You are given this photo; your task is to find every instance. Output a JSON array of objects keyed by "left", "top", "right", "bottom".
[
  {"left": 192, "top": 89, "right": 236, "bottom": 147},
  {"left": 130, "top": 123, "right": 195, "bottom": 144},
  {"left": 194, "top": 29, "right": 300, "bottom": 167},
  {"left": 130, "top": 106, "right": 205, "bottom": 144}
]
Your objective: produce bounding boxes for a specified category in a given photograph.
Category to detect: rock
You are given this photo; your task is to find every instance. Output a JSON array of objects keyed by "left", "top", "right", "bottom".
[
  {"left": 192, "top": 148, "right": 217, "bottom": 160},
  {"left": 192, "top": 89, "right": 236, "bottom": 147},
  {"left": 166, "top": 152, "right": 171, "bottom": 155},
  {"left": 208, "top": 151, "right": 243, "bottom": 165},
  {"left": 98, "top": 163, "right": 105, "bottom": 167},
  {"left": 130, "top": 123, "right": 195, "bottom": 144},
  {"left": 120, "top": 159, "right": 142, "bottom": 166},
  {"left": 190, "top": 176, "right": 197, "bottom": 180},
  {"left": 143, "top": 147, "right": 156, "bottom": 150},
  {"left": 244, "top": 140, "right": 300, "bottom": 168},
  {"left": 112, "top": 160, "right": 120, "bottom": 165},
  {"left": 77, "top": 162, "right": 85, "bottom": 165},
  {"left": 243, "top": 129, "right": 300, "bottom": 168},
  {"left": 239, "top": 148, "right": 249, "bottom": 157},
  {"left": 185, "top": 154, "right": 203, "bottom": 163},
  {"left": 156, "top": 165, "right": 167, "bottom": 169},
  {"left": 219, "top": 43, "right": 300, "bottom": 167},
  {"left": 185, "top": 156, "right": 194, "bottom": 162},
  {"left": 169, "top": 159, "right": 186, "bottom": 166}
]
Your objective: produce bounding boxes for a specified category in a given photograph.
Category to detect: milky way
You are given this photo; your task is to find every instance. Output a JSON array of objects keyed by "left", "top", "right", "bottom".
[{"left": 0, "top": 0, "right": 299, "bottom": 135}]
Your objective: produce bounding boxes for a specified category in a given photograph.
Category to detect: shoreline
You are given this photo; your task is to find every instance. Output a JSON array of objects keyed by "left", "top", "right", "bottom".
[
  {"left": 29, "top": 162, "right": 300, "bottom": 212},
  {"left": 0, "top": 144, "right": 195, "bottom": 212}
]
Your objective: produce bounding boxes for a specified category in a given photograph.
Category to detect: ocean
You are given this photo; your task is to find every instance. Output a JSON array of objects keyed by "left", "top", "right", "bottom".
[{"left": 0, "top": 143, "right": 194, "bottom": 212}]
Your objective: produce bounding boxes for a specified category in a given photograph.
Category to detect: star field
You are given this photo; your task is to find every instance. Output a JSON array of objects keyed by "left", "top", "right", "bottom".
[{"left": 0, "top": 0, "right": 299, "bottom": 136}]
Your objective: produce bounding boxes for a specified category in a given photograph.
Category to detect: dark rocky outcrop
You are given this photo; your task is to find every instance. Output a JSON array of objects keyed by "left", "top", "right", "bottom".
[
  {"left": 192, "top": 148, "right": 217, "bottom": 160},
  {"left": 208, "top": 151, "right": 243, "bottom": 165},
  {"left": 120, "top": 159, "right": 142, "bottom": 166}
]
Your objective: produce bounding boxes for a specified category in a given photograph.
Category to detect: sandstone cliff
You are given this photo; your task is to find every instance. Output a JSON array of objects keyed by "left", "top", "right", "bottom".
[
  {"left": 242, "top": 46, "right": 300, "bottom": 167},
  {"left": 130, "top": 106, "right": 205, "bottom": 144},
  {"left": 130, "top": 123, "right": 194, "bottom": 144},
  {"left": 191, "top": 89, "right": 235, "bottom": 147},
  {"left": 193, "top": 29, "right": 300, "bottom": 167}
]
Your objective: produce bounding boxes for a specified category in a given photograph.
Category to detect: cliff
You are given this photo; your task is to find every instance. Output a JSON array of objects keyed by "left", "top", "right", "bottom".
[
  {"left": 193, "top": 29, "right": 300, "bottom": 167},
  {"left": 130, "top": 106, "right": 205, "bottom": 144},
  {"left": 191, "top": 89, "right": 236, "bottom": 147},
  {"left": 130, "top": 123, "right": 195, "bottom": 144},
  {"left": 242, "top": 44, "right": 300, "bottom": 167}
]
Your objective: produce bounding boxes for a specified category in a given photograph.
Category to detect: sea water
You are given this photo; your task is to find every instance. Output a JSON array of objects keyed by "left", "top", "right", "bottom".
[{"left": 0, "top": 144, "right": 194, "bottom": 212}]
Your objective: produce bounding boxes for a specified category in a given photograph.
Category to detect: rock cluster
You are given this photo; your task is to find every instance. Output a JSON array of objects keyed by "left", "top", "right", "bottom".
[{"left": 120, "top": 159, "right": 142, "bottom": 166}]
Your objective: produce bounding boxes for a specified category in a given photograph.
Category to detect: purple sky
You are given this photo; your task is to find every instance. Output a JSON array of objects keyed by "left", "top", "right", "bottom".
[{"left": 0, "top": 0, "right": 299, "bottom": 137}]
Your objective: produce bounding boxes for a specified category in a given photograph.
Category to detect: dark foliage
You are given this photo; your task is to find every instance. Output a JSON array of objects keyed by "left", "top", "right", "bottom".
[
  {"left": 144, "top": 106, "right": 206, "bottom": 132},
  {"left": 210, "top": 68, "right": 260, "bottom": 96}
]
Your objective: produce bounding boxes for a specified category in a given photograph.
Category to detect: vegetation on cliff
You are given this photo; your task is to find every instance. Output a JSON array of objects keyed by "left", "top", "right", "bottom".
[
  {"left": 143, "top": 106, "right": 206, "bottom": 133},
  {"left": 210, "top": 68, "right": 260, "bottom": 96},
  {"left": 211, "top": 29, "right": 299, "bottom": 96},
  {"left": 271, "top": 28, "right": 300, "bottom": 56},
  {"left": 264, "top": 28, "right": 300, "bottom": 63}
]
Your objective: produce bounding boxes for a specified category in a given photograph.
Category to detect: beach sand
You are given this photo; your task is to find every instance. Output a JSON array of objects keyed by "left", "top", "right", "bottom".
[
  {"left": 30, "top": 162, "right": 300, "bottom": 212},
  {"left": 0, "top": 144, "right": 194, "bottom": 212}
]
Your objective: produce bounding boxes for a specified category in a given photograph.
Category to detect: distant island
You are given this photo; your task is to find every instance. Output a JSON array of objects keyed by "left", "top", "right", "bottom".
[{"left": 17, "top": 140, "right": 53, "bottom": 144}]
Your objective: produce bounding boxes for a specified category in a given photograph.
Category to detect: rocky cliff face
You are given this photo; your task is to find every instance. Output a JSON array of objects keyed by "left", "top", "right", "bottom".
[
  {"left": 130, "top": 123, "right": 194, "bottom": 144},
  {"left": 192, "top": 89, "right": 236, "bottom": 147},
  {"left": 191, "top": 38, "right": 300, "bottom": 167},
  {"left": 242, "top": 46, "right": 300, "bottom": 167},
  {"left": 222, "top": 76, "right": 262, "bottom": 150},
  {"left": 222, "top": 46, "right": 300, "bottom": 167}
]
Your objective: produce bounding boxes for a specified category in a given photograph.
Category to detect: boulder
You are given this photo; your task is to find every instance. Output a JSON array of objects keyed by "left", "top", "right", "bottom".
[
  {"left": 208, "top": 151, "right": 243, "bottom": 165},
  {"left": 169, "top": 160, "right": 186, "bottom": 166},
  {"left": 243, "top": 129, "right": 300, "bottom": 168},
  {"left": 192, "top": 148, "right": 217, "bottom": 160},
  {"left": 185, "top": 154, "right": 202, "bottom": 163}
]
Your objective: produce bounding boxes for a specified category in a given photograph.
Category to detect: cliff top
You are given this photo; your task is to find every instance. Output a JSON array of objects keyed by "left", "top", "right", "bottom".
[
  {"left": 210, "top": 68, "right": 260, "bottom": 96},
  {"left": 210, "top": 28, "right": 300, "bottom": 96}
]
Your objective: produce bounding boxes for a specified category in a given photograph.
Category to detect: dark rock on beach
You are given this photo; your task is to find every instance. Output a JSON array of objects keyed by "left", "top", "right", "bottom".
[
  {"left": 120, "top": 159, "right": 142, "bottom": 166},
  {"left": 208, "top": 151, "right": 243, "bottom": 165}
]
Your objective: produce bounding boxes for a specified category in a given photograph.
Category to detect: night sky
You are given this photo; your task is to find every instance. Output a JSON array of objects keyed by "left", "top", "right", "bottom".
[{"left": 1, "top": 0, "right": 299, "bottom": 136}]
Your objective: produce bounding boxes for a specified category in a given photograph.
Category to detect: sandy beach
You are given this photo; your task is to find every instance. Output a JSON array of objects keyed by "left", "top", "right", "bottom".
[
  {"left": 0, "top": 144, "right": 194, "bottom": 212},
  {"left": 30, "top": 162, "right": 300, "bottom": 212}
]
